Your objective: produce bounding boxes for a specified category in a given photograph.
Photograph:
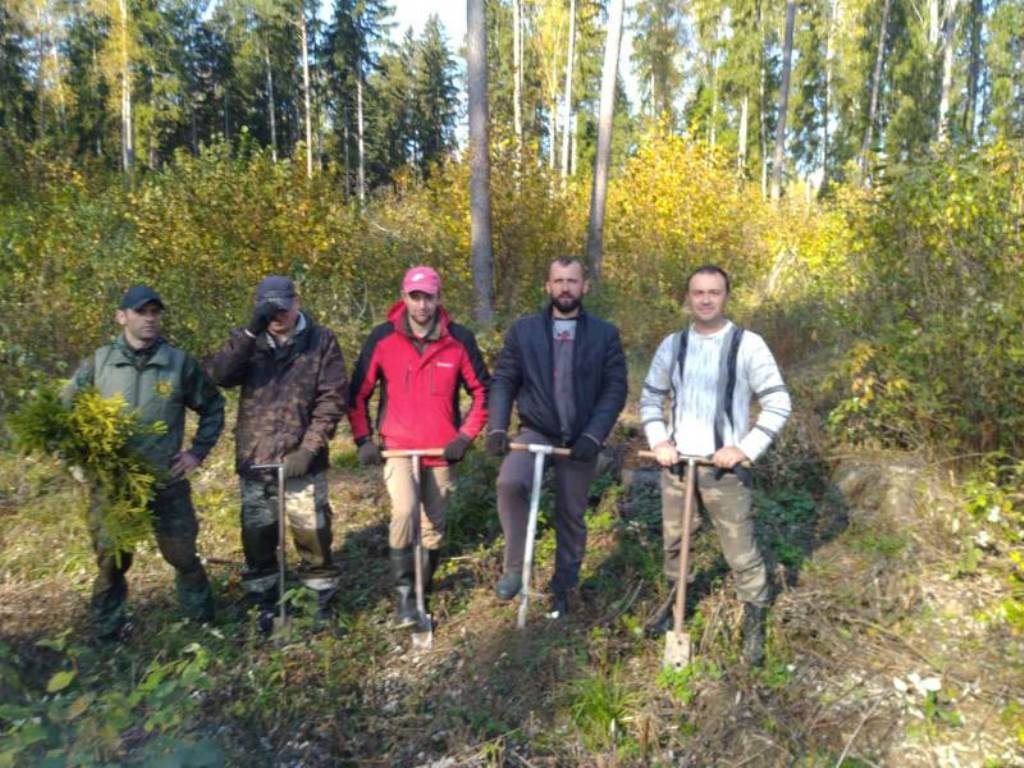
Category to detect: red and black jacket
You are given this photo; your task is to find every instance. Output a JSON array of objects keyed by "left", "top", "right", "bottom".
[{"left": 348, "top": 302, "right": 489, "bottom": 463}]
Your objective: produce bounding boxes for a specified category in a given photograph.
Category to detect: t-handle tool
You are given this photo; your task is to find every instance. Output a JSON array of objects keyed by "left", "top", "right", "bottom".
[
  {"left": 381, "top": 448, "right": 445, "bottom": 651},
  {"left": 509, "top": 442, "right": 572, "bottom": 629}
]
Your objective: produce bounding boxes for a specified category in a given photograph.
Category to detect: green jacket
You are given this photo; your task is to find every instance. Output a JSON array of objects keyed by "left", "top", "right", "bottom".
[{"left": 66, "top": 335, "right": 226, "bottom": 478}]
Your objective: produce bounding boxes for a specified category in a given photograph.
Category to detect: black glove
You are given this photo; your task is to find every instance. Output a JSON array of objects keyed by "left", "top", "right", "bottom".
[
  {"left": 570, "top": 435, "right": 601, "bottom": 463},
  {"left": 357, "top": 441, "right": 383, "bottom": 466},
  {"left": 247, "top": 301, "right": 280, "bottom": 336},
  {"left": 443, "top": 434, "right": 472, "bottom": 463},
  {"left": 283, "top": 447, "right": 315, "bottom": 478},
  {"left": 485, "top": 430, "right": 509, "bottom": 458}
]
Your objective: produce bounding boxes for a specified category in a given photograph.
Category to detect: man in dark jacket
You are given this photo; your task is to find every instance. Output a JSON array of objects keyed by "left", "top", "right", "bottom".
[
  {"left": 66, "top": 285, "right": 225, "bottom": 641},
  {"left": 209, "top": 276, "right": 347, "bottom": 630},
  {"left": 349, "top": 266, "right": 489, "bottom": 625},
  {"left": 486, "top": 257, "right": 627, "bottom": 618}
]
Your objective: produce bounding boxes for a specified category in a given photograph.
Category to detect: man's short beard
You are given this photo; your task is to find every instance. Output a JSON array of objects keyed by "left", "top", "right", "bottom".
[{"left": 551, "top": 295, "right": 582, "bottom": 314}]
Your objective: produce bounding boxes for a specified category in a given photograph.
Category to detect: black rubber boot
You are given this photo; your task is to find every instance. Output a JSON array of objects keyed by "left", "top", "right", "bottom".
[
  {"left": 423, "top": 549, "right": 441, "bottom": 594},
  {"left": 390, "top": 547, "right": 419, "bottom": 628},
  {"left": 741, "top": 602, "right": 768, "bottom": 667},
  {"left": 495, "top": 570, "right": 522, "bottom": 601},
  {"left": 547, "top": 589, "right": 570, "bottom": 620}
]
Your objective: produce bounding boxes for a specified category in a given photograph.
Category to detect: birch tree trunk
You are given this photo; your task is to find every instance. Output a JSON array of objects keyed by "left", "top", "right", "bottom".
[
  {"left": 356, "top": 75, "right": 366, "bottom": 202},
  {"left": 585, "top": 0, "right": 624, "bottom": 284},
  {"left": 758, "top": 0, "right": 768, "bottom": 198},
  {"left": 299, "top": 9, "right": 313, "bottom": 178},
  {"left": 468, "top": 0, "right": 494, "bottom": 325},
  {"left": 822, "top": 0, "right": 838, "bottom": 192},
  {"left": 937, "top": 0, "right": 960, "bottom": 142},
  {"left": 560, "top": 0, "right": 577, "bottom": 179},
  {"left": 513, "top": 0, "right": 523, "bottom": 152},
  {"left": 859, "top": 0, "right": 891, "bottom": 178},
  {"left": 738, "top": 93, "right": 749, "bottom": 172},
  {"left": 963, "top": 0, "right": 981, "bottom": 141},
  {"left": 119, "top": 0, "right": 134, "bottom": 175},
  {"left": 770, "top": 0, "right": 796, "bottom": 201},
  {"left": 265, "top": 44, "right": 278, "bottom": 162}
]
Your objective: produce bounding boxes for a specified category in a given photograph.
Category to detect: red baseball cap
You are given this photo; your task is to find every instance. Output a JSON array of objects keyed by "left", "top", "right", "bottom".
[{"left": 401, "top": 266, "right": 441, "bottom": 296}]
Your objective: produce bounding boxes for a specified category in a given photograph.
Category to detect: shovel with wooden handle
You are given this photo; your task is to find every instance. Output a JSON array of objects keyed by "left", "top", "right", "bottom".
[
  {"left": 381, "top": 448, "right": 445, "bottom": 651},
  {"left": 509, "top": 442, "right": 572, "bottom": 630},
  {"left": 251, "top": 462, "right": 291, "bottom": 640},
  {"left": 637, "top": 450, "right": 749, "bottom": 669}
]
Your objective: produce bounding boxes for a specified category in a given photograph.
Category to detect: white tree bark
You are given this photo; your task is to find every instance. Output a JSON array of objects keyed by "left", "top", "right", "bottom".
[
  {"left": 937, "top": 0, "right": 960, "bottom": 142},
  {"left": 513, "top": 0, "right": 523, "bottom": 151},
  {"left": 860, "top": 0, "right": 891, "bottom": 177},
  {"left": 468, "top": 0, "right": 494, "bottom": 325},
  {"left": 560, "top": 0, "right": 577, "bottom": 179},
  {"left": 770, "top": 0, "right": 796, "bottom": 200},
  {"left": 119, "top": 0, "right": 133, "bottom": 174},
  {"left": 585, "top": 0, "right": 624, "bottom": 283},
  {"left": 299, "top": 9, "right": 313, "bottom": 178},
  {"left": 356, "top": 75, "right": 366, "bottom": 202},
  {"left": 738, "top": 93, "right": 749, "bottom": 172},
  {"left": 265, "top": 44, "right": 278, "bottom": 162}
]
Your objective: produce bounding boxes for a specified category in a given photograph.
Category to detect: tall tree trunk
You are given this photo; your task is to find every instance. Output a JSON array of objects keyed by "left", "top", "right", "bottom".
[
  {"left": 356, "top": 74, "right": 366, "bottom": 202},
  {"left": 738, "top": 92, "right": 749, "bottom": 172},
  {"left": 860, "top": 0, "right": 891, "bottom": 178},
  {"left": 585, "top": 0, "right": 625, "bottom": 284},
  {"left": 963, "top": 0, "right": 981, "bottom": 141},
  {"left": 770, "top": 0, "right": 796, "bottom": 201},
  {"left": 343, "top": 105, "right": 351, "bottom": 200},
  {"left": 265, "top": 44, "right": 278, "bottom": 162},
  {"left": 299, "top": 10, "right": 313, "bottom": 178},
  {"left": 513, "top": 0, "right": 523, "bottom": 152},
  {"left": 119, "top": 0, "right": 133, "bottom": 175},
  {"left": 468, "top": 0, "right": 494, "bottom": 325},
  {"left": 44, "top": 8, "right": 66, "bottom": 134},
  {"left": 560, "top": 0, "right": 577, "bottom": 179},
  {"left": 937, "top": 0, "right": 960, "bottom": 142},
  {"left": 35, "top": 8, "right": 46, "bottom": 139},
  {"left": 709, "top": 43, "right": 719, "bottom": 150},
  {"left": 548, "top": 99, "right": 558, "bottom": 169},
  {"left": 758, "top": 0, "right": 768, "bottom": 198},
  {"left": 822, "top": 0, "right": 838, "bottom": 193},
  {"left": 570, "top": 112, "right": 578, "bottom": 176}
]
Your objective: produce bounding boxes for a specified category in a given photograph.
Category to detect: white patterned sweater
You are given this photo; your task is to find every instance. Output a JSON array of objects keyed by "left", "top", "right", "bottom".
[{"left": 639, "top": 321, "right": 792, "bottom": 461}]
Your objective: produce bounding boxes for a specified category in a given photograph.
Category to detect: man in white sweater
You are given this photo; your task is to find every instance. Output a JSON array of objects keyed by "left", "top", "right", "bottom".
[{"left": 639, "top": 265, "right": 791, "bottom": 665}]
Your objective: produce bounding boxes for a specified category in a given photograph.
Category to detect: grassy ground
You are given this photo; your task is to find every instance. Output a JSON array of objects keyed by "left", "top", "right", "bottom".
[{"left": 1, "top": 389, "right": 1022, "bottom": 766}]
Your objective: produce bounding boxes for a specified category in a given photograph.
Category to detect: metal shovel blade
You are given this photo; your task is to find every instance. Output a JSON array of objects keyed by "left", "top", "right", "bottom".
[
  {"left": 663, "top": 629, "right": 692, "bottom": 670},
  {"left": 411, "top": 614, "right": 433, "bottom": 651},
  {"left": 272, "top": 614, "right": 292, "bottom": 640}
]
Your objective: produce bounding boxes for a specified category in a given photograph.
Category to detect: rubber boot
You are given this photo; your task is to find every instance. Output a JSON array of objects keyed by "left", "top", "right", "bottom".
[
  {"left": 423, "top": 549, "right": 441, "bottom": 594},
  {"left": 389, "top": 547, "right": 418, "bottom": 628},
  {"left": 741, "top": 602, "right": 767, "bottom": 667},
  {"left": 494, "top": 570, "right": 522, "bottom": 601},
  {"left": 644, "top": 580, "right": 677, "bottom": 638}
]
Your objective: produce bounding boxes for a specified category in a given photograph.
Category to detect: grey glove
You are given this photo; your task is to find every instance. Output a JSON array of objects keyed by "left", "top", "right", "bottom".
[
  {"left": 358, "top": 441, "right": 383, "bottom": 466},
  {"left": 283, "top": 447, "right": 315, "bottom": 478}
]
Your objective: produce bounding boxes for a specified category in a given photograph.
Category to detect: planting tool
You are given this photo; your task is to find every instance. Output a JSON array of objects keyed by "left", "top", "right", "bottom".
[
  {"left": 381, "top": 448, "right": 445, "bottom": 651},
  {"left": 251, "top": 462, "right": 291, "bottom": 638},
  {"left": 509, "top": 442, "right": 572, "bottom": 630}
]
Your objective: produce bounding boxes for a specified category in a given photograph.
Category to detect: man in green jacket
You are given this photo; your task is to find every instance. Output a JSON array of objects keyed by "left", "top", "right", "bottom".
[{"left": 66, "top": 285, "right": 225, "bottom": 641}]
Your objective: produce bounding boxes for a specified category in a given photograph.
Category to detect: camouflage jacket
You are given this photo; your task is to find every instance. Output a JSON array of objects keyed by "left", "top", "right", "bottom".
[
  {"left": 208, "top": 313, "right": 348, "bottom": 479},
  {"left": 66, "top": 335, "right": 225, "bottom": 479}
]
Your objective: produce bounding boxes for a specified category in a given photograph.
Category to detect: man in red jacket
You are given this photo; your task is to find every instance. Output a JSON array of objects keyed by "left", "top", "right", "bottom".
[{"left": 349, "top": 266, "right": 489, "bottom": 626}]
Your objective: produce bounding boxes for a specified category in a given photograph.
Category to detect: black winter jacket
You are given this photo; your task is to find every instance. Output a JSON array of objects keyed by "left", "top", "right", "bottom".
[{"left": 487, "top": 307, "right": 627, "bottom": 446}]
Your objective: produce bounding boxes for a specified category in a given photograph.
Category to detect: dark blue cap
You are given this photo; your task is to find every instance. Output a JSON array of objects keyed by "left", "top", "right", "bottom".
[
  {"left": 119, "top": 285, "right": 165, "bottom": 311},
  {"left": 255, "top": 275, "right": 296, "bottom": 310}
]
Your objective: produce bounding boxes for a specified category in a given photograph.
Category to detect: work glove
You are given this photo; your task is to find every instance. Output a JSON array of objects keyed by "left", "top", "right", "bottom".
[
  {"left": 485, "top": 430, "right": 509, "bottom": 458},
  {"left": 357, "top": 441, "right": 383, "bottom": 466},
  {"left": 247, "top": 301, "right": 280, "bottom": 336},
  {"left": 283, "top": 447, "right": 315, "bottom": 478},
  {"left": 443, "top": 434, "right": 472, "bottom": 463},
  {"left": 569, "top": 434, "right": 601, "bottom": 463}
]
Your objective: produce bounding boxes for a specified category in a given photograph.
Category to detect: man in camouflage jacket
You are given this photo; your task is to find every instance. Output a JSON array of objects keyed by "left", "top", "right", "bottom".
[
  {"left": 209, "top": 276, "right": 347, "bottom": 630},
  {"left": 66, "top": 285, "right": 225, "bottom": 641}
]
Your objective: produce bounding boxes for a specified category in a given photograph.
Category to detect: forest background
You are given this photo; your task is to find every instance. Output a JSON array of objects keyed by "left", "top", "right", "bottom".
[{"left": 0, "top": 0, "right": 1022, "bottom": 763}]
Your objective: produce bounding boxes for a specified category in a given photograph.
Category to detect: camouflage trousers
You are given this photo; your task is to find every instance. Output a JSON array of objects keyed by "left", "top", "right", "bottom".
[
  {"left": 660, "top": 466, "right": 768, "bottom": 606},
  {"left": 89, "top": 480, "right": 214, "bottom": 637},
  {"left": 239, "top": 470, "right": 340, "bottom": 606}
]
